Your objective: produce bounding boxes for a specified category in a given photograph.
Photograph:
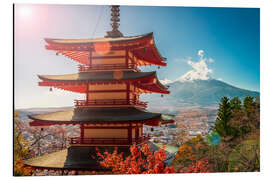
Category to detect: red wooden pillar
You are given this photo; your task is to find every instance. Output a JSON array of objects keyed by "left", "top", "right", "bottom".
[
  {"left": 133, "top": 84, "right": 137, "bottom": 102},
  {"left": 141, "top": 124, "right": 143, "bottom": 137},
  {"left": 131, "top": 51, "right": 135, "bottom": 69},
  {"left": 128, "top": 124, "right": 132, "bottom": 144},
  {"left": 86, "top": 82, "right": 89, "bottom": 104},
  {"left": 135, "top": 123, "right": 139, "bottom": 142},
  {"left": 125, "top": 49, "right": 129, "bottom": 67},
  {"left": 126, "top": 83, "right": 130, "bottom": 104},
  {"left": 89, "top": 45, "right": 93, "bottom": 67},
  {"left": 80, "top": 124, "right": 84, "bottom": 144}
]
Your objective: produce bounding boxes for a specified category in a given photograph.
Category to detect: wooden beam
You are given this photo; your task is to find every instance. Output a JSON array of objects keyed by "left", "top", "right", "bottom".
[
  {"left": 92, "top": 55, "right": 125, "bottom": 59},
  {"left": 83, "top": 126, "right": 132, "bottom": 129},
  {"left": 88, "top": 89, "right": 127, "bottom": 93}
]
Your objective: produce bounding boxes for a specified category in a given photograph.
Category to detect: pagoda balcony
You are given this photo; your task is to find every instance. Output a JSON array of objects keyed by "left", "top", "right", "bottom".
[
  {"left": 69, "top": 135, "right": 149, "bottom": 146},
  {"left": 74, "top": 99, "right": 147, "bottom": 109},
  {"left": 78, "top": 63, "right": 140, "bottom": 72}
]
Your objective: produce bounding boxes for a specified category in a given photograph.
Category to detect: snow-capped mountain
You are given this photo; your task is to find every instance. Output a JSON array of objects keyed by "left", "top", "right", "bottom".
[{"left": 142, "top": 79, "right": 259, "bottom": 113}]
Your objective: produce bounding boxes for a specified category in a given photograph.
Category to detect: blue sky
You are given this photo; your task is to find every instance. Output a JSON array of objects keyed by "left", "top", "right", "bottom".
[{"left": 15, "top": 4, "right": 260, "bottom": 109}]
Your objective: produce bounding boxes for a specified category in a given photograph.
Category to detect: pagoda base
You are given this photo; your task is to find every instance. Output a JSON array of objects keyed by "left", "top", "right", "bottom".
[
  {"left": 24, "top": 146, "right": 130, "bottom": 171},
  {"left": 24, "top": 143, "right": 177, "bottom": 174}
]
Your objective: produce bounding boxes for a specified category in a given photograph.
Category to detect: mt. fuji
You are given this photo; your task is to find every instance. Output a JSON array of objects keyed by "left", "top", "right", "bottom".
[{"left": 142, "top": 78, "right": 259, "bottom": 113}]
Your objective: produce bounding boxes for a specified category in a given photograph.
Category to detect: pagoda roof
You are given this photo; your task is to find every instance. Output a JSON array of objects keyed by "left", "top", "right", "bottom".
[
  {"left": 29, "top": 107, "right": 160, "bottom": 125},
  {"left": 38, "top": 71, "right": 155, "bottom": 82},
  {"left": 38, "top": 71, "right": 170, "bottom": 94},
  {"left": 44, "top": 32, "right": 166, "bottom": 66},
  {"left": 29, "top": 107, "right": 174, "bottom": 126},
  {"left": 45, "top": 33, "right": 152, "bottom": 44}
]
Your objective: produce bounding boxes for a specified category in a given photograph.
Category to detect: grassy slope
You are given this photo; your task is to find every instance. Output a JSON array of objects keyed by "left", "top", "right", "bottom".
[{"left": 153, "top": 143, "right": 179, "bottom": 153}]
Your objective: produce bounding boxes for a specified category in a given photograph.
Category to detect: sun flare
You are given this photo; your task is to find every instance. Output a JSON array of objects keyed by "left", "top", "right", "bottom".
[{"left": 18, "top": 6, "right": 32, "bottom": 19}]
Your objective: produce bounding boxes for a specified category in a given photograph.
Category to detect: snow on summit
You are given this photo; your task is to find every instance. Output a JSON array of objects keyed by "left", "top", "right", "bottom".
[{"left": 161, "top": 50, "right": 215, "bottom": 84}]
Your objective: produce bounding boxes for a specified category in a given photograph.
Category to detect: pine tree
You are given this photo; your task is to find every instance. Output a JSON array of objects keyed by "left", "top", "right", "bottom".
[
  {"left": 214, "top": 97, "right": 234, "bottom": 138},
  {"left": 230, "top": 97, "right": 242, "bottom": 112},
  {"left": 243, "top": 95, "right": 254, "bottom": 116}
]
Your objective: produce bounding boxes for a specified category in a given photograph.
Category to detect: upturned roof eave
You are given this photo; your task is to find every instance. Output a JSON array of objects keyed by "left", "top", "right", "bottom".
[
  {"left": 37, "top": 71, "right": 156, "bottom": 82},
  {"left": 27, "top": 108, "right": 162, "bottom": 125},
  {"left": 44, "top": 32, "right": 153, "bottom": 45}
]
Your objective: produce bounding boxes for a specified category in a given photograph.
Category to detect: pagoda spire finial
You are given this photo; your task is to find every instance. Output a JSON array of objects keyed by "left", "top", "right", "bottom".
[{"left": 105, "top": 5, "right": 123, "bottom": 38}]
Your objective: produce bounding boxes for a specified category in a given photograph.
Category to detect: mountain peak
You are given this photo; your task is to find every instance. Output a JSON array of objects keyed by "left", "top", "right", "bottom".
[
  {"left": 176, "top": 58, "right": 213, "bottom": 82},
  {"left": 160, "top": 76, "right": 213, "bottom": 85},
  {"left": 144, "top": 78, "right": 259, "bottom": 109},
  {"left": 176, "top": 72, "right": 212, "bottom": 82}
]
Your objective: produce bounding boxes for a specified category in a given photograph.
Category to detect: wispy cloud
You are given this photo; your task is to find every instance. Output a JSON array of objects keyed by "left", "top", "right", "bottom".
[
  {"left": 198, "top": 50, "right": 204, "bottom": 58},
  {"left": 178, "top": 62, "right": 212, "bottom": 81},
  {"left": 208, "top": 58, "right": 214, "bottom": 63},
  {"left": 160, "top": 49, "right": 215, "bottom": 84},
  {"left": 178, "top": 49, "right": 214, "bottom": 82},
  {"left": 173, "top": 57, "right": 191, "bottom": 63},
  {"left": 160, "top": 78, "right": 173, "bottom": 85}
]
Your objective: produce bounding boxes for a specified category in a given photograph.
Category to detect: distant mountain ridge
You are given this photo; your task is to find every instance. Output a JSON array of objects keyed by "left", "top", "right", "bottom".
[
  {"left": 142, "top": 79, "right": 259, "bottom": 112},
  {"left": 16, "top": 79, "right": 259, "bottom": 121}
]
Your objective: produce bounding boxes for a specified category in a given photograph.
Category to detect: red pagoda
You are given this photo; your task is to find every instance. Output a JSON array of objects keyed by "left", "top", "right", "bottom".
[{"left": 24, "top": 5, "right": 174, "bottom": 173}]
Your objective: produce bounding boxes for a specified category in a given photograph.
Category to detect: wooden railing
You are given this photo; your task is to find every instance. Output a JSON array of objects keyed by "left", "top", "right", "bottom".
[
  {"left": 74, "top": 99, "right": 147, "bottom": 109},
  {"left": 69, "top": 135, "right": 149, "bottom": 145},
  {"left": 78, "top": 63, "right": 140, "bottom": 72}
]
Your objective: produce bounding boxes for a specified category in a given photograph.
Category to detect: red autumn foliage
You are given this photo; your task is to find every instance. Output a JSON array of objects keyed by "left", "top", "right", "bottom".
[
  {"left": 14, "top": 156, "right": 33, "bottom": 176},
  {"left": 96, "top": 143, "right": 175, "bottom": 174},
  {"left": 178, "top": 158, "right": 211, "bottom": 173}
]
